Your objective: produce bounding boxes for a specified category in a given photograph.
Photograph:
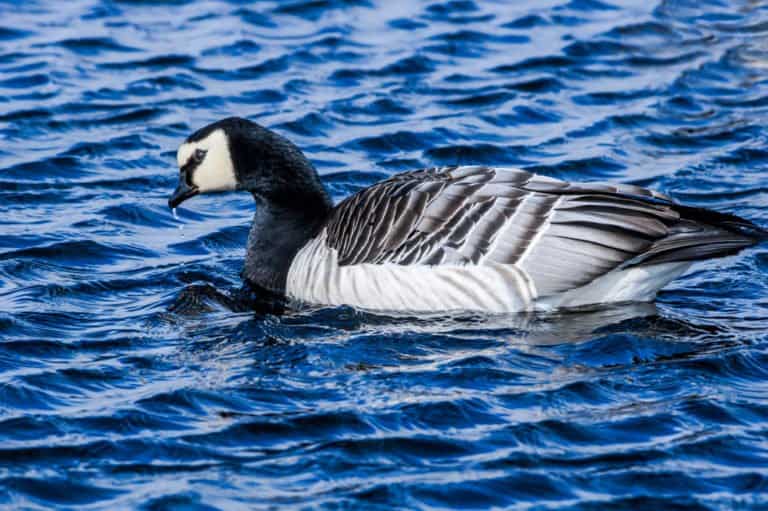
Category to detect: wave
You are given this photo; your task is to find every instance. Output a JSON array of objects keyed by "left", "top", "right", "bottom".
[{"left": 1, "top": 0, "right": 768, "bottom": 508}]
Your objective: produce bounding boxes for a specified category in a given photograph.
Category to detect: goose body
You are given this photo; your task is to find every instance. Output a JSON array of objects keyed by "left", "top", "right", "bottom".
[{"left": 169, "top": 118, "right": 766, "bottom": 314}]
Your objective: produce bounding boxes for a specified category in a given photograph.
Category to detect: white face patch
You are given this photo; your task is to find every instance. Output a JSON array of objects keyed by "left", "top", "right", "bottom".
[{"left": 176, "top": 128, "right": 237, "bottom": 193}]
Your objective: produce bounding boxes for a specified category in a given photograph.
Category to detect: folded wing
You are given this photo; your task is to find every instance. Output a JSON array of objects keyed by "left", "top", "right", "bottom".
[{"left": 324, "top": 166, "right": 763, "bottom": 298}]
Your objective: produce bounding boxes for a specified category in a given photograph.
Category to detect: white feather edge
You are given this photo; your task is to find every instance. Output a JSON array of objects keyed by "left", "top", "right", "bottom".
[{"left": 286, "top": 230, "right": 692, "bottom": 313}]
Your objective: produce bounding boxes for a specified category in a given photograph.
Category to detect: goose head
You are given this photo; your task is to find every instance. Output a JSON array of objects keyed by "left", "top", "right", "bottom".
[{"left": 169, "top": 116, "right": 330, "bottom": 210}]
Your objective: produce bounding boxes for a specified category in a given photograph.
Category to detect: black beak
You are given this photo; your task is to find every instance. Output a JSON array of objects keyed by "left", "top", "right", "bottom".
[{"left": 168, "top": 179, "right": 199, "bottom": 209}]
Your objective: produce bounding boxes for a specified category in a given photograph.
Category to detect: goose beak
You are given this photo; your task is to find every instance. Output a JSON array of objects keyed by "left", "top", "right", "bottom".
[{"left": 168, "top": 179, "right": 199, "bottom": 208}]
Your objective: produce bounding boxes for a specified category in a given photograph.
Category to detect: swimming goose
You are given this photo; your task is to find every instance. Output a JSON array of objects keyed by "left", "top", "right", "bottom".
[{"left": 168, "top": 117, "right": 766, "bottom": 313}]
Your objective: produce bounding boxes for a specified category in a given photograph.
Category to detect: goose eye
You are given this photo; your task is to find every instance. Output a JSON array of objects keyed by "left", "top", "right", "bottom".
[{"left": 194, "top": 148, "right": 207, "bottom": 162}]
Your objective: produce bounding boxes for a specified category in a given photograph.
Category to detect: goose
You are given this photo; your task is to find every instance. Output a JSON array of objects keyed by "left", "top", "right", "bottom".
[{"left": 168, "top": 116, "right": 766, "bottom": 313}]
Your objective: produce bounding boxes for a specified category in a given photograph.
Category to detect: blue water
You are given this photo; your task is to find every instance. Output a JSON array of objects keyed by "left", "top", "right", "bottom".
[{"left": 2, "top": 0, "right": 768, "bottom": 509}]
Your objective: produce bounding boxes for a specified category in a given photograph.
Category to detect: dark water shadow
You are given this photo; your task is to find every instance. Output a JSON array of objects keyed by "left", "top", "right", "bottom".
[{"left": 165, "top": 283, "right": 725, "bottom": 349}]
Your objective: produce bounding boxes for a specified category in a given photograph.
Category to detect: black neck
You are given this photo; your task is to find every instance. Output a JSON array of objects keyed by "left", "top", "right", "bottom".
[
  {"left": 224, "top": 119, "right": 334, "bottom": 293},
  {"left": 242, "top": 192, "right": 332, "bottom": 294}
]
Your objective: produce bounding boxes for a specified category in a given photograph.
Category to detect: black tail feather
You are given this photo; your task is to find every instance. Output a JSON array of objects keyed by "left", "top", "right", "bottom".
[
  {"left": 673, "top": 204, "right": 768, "bottom": 241},
  {"left": 626, "top": 204, "right": 766, "bottom": 268}
]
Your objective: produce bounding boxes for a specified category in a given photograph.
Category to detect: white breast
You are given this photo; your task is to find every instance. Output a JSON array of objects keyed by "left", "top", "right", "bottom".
[{"left": 286, "top": 230, "right": 691, "bottom": 313}]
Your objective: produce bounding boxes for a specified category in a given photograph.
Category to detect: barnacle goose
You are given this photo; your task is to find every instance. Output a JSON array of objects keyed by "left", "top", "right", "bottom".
[{"left": 168, "top": 117, "right": 766, "bottom": 313}]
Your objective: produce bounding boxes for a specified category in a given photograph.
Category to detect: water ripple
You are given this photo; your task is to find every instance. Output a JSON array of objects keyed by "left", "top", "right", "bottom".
[{"left": 2, "top": 0, "right": 768, "bottom": 509}]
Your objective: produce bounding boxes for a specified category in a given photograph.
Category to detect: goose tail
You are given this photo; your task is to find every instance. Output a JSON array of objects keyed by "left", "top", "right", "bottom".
[{"left": 624, "top": 205, "right": 767, "bottom": 269}]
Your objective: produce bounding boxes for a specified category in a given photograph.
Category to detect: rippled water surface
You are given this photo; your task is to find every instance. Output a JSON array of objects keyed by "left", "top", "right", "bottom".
[{"left": 3, "top": 0, "right": 768, "bottom": 509}]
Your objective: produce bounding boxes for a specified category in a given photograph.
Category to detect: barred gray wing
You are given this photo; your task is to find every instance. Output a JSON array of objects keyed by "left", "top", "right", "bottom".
[{"left": 323, "top": 166, "right": 760, "bottom": 297}]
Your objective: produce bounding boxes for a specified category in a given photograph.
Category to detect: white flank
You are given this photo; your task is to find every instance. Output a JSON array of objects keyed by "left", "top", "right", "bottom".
[
  {"left": 536, "top": 261, "right": 692, "bottom": 311},
  {"left": 286, "top": 231, "right": 693, "bottom": 314},
  {"left": 287, "top": 231, "right": 537, "bottom": 313},
  {"left": 177, "top": 129, "right": 237, "bottom": 193}
]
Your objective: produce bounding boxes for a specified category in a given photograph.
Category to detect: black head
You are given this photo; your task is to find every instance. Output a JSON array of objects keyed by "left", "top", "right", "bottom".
[{"left": 169, "top": 117, "right": 331, "bottom": 211}]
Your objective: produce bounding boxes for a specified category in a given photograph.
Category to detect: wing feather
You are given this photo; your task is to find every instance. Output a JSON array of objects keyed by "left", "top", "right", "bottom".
[{"left": 323, "top": 166, "right": 762, "bottom": 298}]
